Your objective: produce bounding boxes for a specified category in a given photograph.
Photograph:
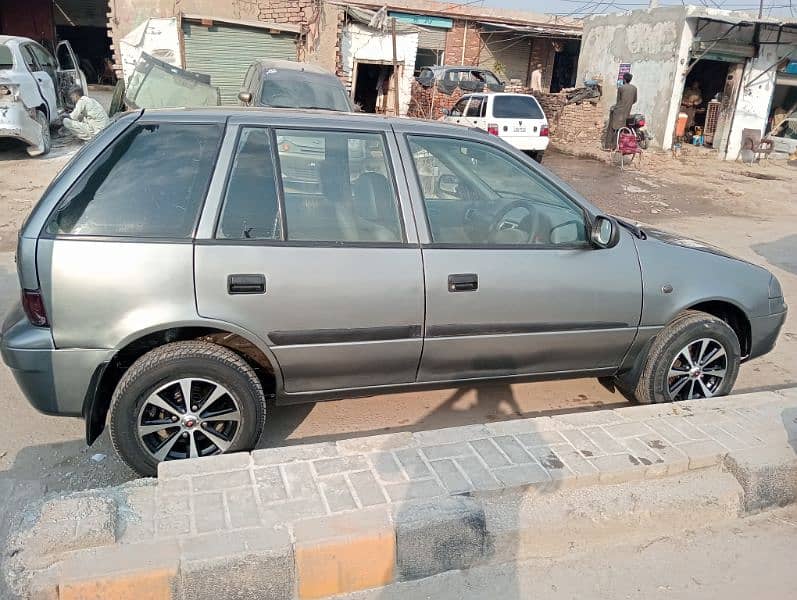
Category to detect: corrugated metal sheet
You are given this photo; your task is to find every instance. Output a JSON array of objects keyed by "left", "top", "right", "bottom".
[
  {"left": 54, "top": 0, "right": 106, "bottom": 27},
  {"left": 479, "top": 32, "right": 532, "bottom": 84},
  {"left": 416, "top": 26, "right": 447, "bottom": 50},
  {"left": 182, "top": 21, "right": 297, "bottom": 105}
]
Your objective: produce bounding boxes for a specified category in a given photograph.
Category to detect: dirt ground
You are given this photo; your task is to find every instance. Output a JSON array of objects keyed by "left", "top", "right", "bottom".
[{"left": 0, "top": 141, "right": 794, "bottom": 498}]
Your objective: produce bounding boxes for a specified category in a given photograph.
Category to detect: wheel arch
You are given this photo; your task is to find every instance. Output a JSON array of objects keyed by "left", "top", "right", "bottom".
[
  {"left": 614, "top": 298, "right": 751, "bottom": 395},
  {"left": 83, "top": 321, "right": 283, "bottom": 445}
]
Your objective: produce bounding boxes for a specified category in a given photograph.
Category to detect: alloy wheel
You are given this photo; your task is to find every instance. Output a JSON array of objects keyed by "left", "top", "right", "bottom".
[
  {"left": 667, "top": 338, "right": 728, "bottom": 401},
  {"left": 136, "top": 378, "right": 242, "bottom": 461}
]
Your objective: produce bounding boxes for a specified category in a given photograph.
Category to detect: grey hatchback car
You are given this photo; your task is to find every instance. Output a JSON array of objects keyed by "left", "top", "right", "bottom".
[{"left": 1, "top": 108, "right": 787, "bottom": 475}]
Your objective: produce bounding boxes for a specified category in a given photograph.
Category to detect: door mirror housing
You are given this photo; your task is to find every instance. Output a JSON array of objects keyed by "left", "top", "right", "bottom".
[
  {"left": 238, "top": 91, "right": 253, "bottom": 104},
  {"left": 591, "top": 216, "right": 620, "bottom": 248}
]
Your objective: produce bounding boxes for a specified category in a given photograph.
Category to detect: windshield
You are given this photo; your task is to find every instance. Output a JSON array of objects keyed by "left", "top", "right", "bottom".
[
  {"left": 260, "top": 73, "right": 352, "bottom": 112},
  {"left": 0, "top": 44, "right": 13, "bottom": 70},
  {"left": 493, "top": 95, "right": 544, "bottom": 119},
  {"left": 125, "top": 52, "right": 220, "bottom": 109}
]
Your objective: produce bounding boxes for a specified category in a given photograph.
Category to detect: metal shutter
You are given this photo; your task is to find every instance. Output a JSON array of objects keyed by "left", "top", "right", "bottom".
[
  {"left": 479, "top": 32, "right": 532, "bottom": 83},
  {"left": 182, "top": 21, "right": 297, "bottom": 105},
  {"left": 416, "top": 26, "right": 446, "bottom": 51}
]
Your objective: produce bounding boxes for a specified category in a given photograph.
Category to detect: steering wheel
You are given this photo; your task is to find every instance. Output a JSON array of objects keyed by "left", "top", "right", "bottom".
[{"left": 487, "top": 199, "right": 539, "bottom": 244}]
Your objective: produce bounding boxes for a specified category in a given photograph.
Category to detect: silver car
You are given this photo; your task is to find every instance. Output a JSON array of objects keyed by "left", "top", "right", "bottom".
[{"left": 1, "top": 108, "right": 787, "bottom": 475}]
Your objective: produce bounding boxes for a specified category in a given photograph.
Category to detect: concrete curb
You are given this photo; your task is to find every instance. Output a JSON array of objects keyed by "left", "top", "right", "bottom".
[{"left": 14, "top": 388, "right": 797, "bottom": 600}]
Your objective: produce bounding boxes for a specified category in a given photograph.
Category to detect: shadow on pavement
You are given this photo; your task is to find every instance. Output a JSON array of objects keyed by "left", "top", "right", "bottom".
[{"left": 753, "top": 235, "right": 797, "bottom": 276}]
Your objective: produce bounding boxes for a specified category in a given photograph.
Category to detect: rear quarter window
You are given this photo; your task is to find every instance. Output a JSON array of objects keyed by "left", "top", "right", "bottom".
[
  {"left": 0, "top": 45, "right": 13, "bottom": 70},
  {"left": 46, "top": 123, "right": 222, "bottom": 238},
  {"left": 492, "top": 96, "right": 544, "bottom": 119}
]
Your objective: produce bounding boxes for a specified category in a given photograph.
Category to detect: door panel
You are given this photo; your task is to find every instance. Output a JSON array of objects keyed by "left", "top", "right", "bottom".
[
  {"left": 399, "top": 132, "right": 642, "bottom": 382},
  {"left": 21, "top": 44, "right": 58, "bottom": 118},
  {"left": 418, "top": 236, "right": 642, "bottom": 381},
  {"left": 195, "top": 123, "right": 424, "bottom": 394}
]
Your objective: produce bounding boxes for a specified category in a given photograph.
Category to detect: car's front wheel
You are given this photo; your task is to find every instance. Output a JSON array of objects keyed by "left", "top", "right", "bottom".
[
  {"left": 109, "top": 341, "right": 266, "bottom": 476},
  {"left": 628, "top": 310, "right": 741, "bottom": 404}
]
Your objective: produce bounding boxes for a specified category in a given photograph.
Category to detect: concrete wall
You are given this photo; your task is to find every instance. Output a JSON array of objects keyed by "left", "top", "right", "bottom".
[
  {"left": 577, "top": 6, "right": 692, "bottom": 150},
  {"left": 340, "top": 22, "right": 419, "bottom": 115}
]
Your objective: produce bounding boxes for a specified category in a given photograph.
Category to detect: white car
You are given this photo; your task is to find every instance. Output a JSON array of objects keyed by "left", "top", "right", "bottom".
[
  {"left": 0, "top": 35, "right": 86, "bottom": 156},
  {"left": 442, "top": 92, "right": 549, "bottom": 162}
]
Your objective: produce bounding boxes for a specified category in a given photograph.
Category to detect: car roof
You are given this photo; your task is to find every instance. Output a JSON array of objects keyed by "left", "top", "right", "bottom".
[
  {"left": 137, "top": 106, "right": 488, "bottom": 136},
  {"left": 252, "top": 59, "right": 334, "bottom": 76},
  {"left": 0, "top": 35, "right": 32, "bottom": 46}
]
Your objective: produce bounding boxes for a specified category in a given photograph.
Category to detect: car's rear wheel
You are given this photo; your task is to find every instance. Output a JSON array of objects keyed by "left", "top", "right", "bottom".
[
  {"left": 109, "top": 341, "right": 265, "bottom": 476},
  {"left": 26, "top": 110, "right": 51, "bottom": 157},
  {"left": 628, "top": 310, "right": 741, "bottom": 404},
  {"left": 525, "top": 150, "right": 544, "bottom": 163}
]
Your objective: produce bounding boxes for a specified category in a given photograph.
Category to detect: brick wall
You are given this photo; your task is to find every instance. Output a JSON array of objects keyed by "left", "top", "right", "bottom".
[
  {"left": 256, "top": 0, "right": 316, "bottom": 25},
  {"left": 444, "top": 20, "right": 482, "bottom": 66},
  {"left": 536, "top": 92, "right": 605, "bottom": 146}
]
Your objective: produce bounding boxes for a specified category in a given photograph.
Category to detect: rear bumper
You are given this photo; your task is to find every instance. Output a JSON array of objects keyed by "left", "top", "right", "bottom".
[
  {"left": 748, "top": 306, "right": 787, "bottom": 361},
  {"left": 504, "top": 136, "right": 550, "bottom": 152},
  {"left": 1, "top": 307, "right": 108, "bottom": 416},
  {"left": 0, "top": 102, "right": 43, "bottom": 149}
]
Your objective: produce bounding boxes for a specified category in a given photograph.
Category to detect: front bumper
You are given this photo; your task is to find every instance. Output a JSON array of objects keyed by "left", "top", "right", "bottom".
[
  {"left": 748, "top": 304, "right": 788, "bottom": 361},
  {"left": 0, "top": 102, "right": 43, "bottom": 149},
  {"left": 1, "top": 306, "right": 109, "bottom": 416}
]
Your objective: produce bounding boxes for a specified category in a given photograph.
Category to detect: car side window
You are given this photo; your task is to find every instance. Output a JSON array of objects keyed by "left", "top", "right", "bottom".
[
  {"left": 450, "top": 98, "right": 468, "bottom": 117},
  {"left": 407, "top": 135, "right": 588, "bottom": 247},
  {"left": 217, "top": 127, "right": 281, "bottom": 240},
  {"left": 21, "top": 45, "right": 39, "bottom": 71},
  {"left": 30, "top": 44, "right": 55, "bottom": 69},
  {"left": 275, "top": 129, "right": 402, "bottom": 243},
  {"left": 46, "top": 123, "right": 222, "bottom": 238},
  {"left": 465, "top": 97, "right": 484, "bottom": 117}
]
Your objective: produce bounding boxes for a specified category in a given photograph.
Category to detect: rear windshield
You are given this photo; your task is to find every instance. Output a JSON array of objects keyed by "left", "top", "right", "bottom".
[
  {"left": 0, "top": 45, "right": 13, "bottom": 70},
  {"left": 46, "top": 123, "right": 222, "bottom": 238},
  {"left": 260, "top": 72, "right": 352, "bottom": 112},
  {"left": 493, "top": 95, "right": 544, "bottom": 119}
]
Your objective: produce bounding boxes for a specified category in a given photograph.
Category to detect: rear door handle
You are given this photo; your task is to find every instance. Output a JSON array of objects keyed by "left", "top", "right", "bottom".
[
  {"left": 448, "top": 273, "right": 478, "bottom": 292},
  {"left": 228, "top": 274, "right": 266, "bottom": 295}
]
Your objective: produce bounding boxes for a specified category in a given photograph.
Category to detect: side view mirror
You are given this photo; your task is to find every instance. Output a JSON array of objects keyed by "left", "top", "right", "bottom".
[
  {"left": 238, "top": 91, "right": 253, "bottom": 104},
  {"left": 436, "top": 173, "right": 460, "bottom": 196},
  {"left": 591, "top": 215, "right": 620, "bottom": 248},
  {"left": 439, "top": 107, "right": 450, "bottom": 116}
]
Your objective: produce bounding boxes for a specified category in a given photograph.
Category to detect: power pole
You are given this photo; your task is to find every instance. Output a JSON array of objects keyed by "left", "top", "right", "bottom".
[
  {"left": 391, "top": 17, "right": 400, "bottom": 116},
  {"left": 758, "top": 0, "right": 764, "bottom": 18}
]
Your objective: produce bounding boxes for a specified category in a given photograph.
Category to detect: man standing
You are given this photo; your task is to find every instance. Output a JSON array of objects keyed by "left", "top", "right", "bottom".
[
  {"left": 61, "top": 86, "right": 109, "bottom": 141},
  {"left": 530, "top": 63, "right": 543, "bottom": 93},
  {"left": 605, "top": 72, "right": 637, "bottom": 149}
]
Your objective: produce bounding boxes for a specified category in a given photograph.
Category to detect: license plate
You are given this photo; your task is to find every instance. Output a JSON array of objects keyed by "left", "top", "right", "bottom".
[{"left": 513, "top": 127, "right": 526, "bottom": 133}]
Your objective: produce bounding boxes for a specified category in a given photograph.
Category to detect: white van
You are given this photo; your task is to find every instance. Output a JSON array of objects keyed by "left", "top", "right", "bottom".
[{"left": 442, "top": 92, "right": 549, "bottom": 162}]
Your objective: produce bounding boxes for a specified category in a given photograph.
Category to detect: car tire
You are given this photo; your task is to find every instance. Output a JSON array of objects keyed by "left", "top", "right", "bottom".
[
  {"left": 26, "top": 110, "right": 51, "bottom": 157},
  {"left": 630, "top": 310, "right": 741, "bottom": 404},
  {"left": 528, "top": 150, "right": 544, "bottom": 163},
  {"left": 109, "top": 341, "right": 266, "bottom": 476},
  {"left": 638, "top": 137, "right": 649, "bottom": 150}
]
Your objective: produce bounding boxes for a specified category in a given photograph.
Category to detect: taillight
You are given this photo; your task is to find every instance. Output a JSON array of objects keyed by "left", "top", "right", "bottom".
[
  {"left": 487, "top": 124, "right": 499, "bottom": 136},
  {"left": 637, "top": 119, "right": 646, "bottom": 127},
  {"left": 540, "top": 125, "right": 550, "bottom": 137},
  {"left": 22, "top": 289, "right": 49, "bottom": 327}
]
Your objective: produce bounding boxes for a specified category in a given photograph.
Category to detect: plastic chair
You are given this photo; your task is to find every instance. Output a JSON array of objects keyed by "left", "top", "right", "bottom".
[{"left": 612, "top": 127, "right": 642, "bottom": 170}]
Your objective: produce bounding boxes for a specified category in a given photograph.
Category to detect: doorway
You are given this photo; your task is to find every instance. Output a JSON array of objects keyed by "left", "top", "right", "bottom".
[
  {"left": 353, "top": 61, "right": 394, "bottom": 114},
  {"left": 550, "top": 39, "right": 580, "bottom": 93},
  {"left": 682, "top": 59, "right": 741, "bottom": 149}
]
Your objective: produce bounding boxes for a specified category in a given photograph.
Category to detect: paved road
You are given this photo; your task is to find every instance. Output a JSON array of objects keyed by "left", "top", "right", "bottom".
[{"left": 340, "top": 504, "right": 797, "bottom": 600}]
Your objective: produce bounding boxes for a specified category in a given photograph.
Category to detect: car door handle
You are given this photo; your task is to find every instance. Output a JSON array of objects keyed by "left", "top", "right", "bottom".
[
  {"left": 448, "top": 273, "right": 478, "bottom": 292},
  {"left": 227, "top": 274, "right": 266, "bottom": 295}
]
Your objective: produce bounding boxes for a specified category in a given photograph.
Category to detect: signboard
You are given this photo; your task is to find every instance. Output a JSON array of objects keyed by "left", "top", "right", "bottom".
[
  {"left": 388, "top": 11, "right": 453, "bottom": 29},
  {"left": 617, "top": 62, "right": 631, "bottom": 87}
]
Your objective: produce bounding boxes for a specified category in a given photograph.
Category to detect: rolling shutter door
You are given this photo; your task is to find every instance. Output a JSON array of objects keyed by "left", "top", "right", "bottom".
[
  {"left": 416, "top": 26, "right": 446, "bottom": 51},
  {"left": 479, "top": 33, "right": 532, "bottom": 83},
  {"left": 182, "top": 20, "right": 297, "bottom": 105}
]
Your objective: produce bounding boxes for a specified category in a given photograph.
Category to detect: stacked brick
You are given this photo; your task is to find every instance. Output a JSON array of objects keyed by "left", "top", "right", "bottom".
[
  {"left": 406, "top": 80, "right": 465, "bottom": 119},
  {"left": 443, "top": 21, "right": 483, "bottom": 67},
  {"left": 536, "top": 92, "right": 605, "bottom": 148},
  {"left": 257, "top": 0, "right": 315, "bottom": 25}
]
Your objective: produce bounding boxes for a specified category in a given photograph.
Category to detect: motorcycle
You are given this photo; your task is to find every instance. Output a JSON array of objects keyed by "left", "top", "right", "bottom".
[{"left": 626, "top": 113, "right": 652, "bottom": 150}]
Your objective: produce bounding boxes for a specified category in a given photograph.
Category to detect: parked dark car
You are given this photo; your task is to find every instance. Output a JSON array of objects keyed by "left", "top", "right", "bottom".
[
  {"left": 417, "top": 65, "right": 505, "bottom": 94},
  {"left": 237, "top": 59, "right": 353, "bottom": 111},
  {"left": 1, "top": 108, "right": 786, "bottom": 476}
]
